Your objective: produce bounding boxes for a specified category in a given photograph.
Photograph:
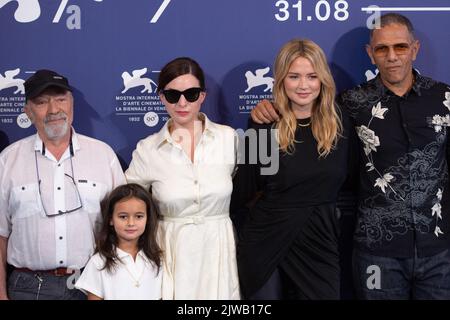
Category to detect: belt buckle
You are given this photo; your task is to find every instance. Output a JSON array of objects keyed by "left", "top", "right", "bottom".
[
  {"left": 191, "top": 216, "right": 204, "bottom": 224},
  {"left": 52, "top": 268, "right": 63, "bottom": 276},
  {"left": 53, "top": 268, "right": 70, "bottom": 276}
]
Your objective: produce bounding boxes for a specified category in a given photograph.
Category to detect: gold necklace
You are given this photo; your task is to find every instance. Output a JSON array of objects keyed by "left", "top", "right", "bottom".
[{"left": 123, "top": 260, "right": 145, "bottom": 287}]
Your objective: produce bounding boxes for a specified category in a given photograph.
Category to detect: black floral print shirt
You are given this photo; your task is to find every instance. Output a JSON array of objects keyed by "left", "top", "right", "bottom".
[{"left": 338, "top": 71, "right": 450, "bottom": 258}]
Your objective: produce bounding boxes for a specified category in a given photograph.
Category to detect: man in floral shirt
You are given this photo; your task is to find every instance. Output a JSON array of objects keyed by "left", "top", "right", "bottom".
[
  {"left": 338, "top": 13, "right": 450, "bottom": 299},
  {"left": 250, "top": 13, "right": 450, "bottom": 299}
]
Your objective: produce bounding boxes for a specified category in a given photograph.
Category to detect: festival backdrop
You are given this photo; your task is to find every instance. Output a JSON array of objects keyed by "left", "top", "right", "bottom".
[
  {"left": 1, "top": 0, "right": 450, "bottom": 299},
  {"left": 1, "top": 0, "right": 449, "bottom": 164}
]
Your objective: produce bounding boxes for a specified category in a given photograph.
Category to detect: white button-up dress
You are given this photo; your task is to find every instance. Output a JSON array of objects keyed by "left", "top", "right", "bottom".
[{"left": 125, "top": 114, "right": 240, "bottom": 299}]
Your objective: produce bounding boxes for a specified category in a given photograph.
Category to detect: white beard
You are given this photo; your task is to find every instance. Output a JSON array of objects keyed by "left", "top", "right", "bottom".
[{"left": 44, "top": 119, "right": 69, "bottom": 140}]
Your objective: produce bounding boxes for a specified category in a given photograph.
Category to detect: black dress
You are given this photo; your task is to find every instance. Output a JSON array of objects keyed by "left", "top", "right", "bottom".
[{"left": 232, "top": 112, "right": 352, "bottom": 299}]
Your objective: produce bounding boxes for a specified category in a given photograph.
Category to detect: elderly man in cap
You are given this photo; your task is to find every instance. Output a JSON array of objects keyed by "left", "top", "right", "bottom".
[{"left": 0, "top": 70, "right": 126, "bottom": 300}]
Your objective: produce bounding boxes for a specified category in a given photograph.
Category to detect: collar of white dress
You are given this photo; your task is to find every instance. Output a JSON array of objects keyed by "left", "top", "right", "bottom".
[{"left": 155, "top": 112, "right": 216, "bottom": 148}]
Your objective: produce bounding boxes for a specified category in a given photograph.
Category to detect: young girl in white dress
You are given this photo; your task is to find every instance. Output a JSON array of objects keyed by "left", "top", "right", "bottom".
[
  {"left": 125, "top": 57, "right": 240, "bottom": 299},
  {"left": 75, "top": 183, "right": 162, "bottom": 300}
]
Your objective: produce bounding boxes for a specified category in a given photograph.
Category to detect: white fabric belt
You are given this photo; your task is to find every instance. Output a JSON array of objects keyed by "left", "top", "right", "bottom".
[{"left": 161, "top": 214, "right": 229, "bottom": 225}]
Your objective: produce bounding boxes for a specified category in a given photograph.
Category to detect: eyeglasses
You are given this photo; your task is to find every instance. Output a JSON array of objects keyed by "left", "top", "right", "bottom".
[
  {"left": 161, "top": 87, "right": 203, "bottom": 104},
  {"left": 372, "top": 43, "right": 413, "bottom": 57},
  {"left": 34, "top": 149, "right": 83, "bottom": 217}
]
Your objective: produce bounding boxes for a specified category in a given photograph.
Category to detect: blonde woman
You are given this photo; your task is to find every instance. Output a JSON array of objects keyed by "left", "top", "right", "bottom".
[{"left": 232, "top": 39, "right": 352, "bottom": 299}]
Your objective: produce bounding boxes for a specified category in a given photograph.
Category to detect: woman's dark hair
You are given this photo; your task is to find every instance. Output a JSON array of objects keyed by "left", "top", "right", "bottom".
[
  {"left": 157, "top": 57, "right": 205, "bottom": 92},
  {"left": 95, "top": 183, "right": 162, "bottom": 273}
]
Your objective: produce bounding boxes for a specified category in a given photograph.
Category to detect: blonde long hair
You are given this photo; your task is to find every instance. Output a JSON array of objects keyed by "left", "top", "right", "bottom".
[{"left": 273, "top": 39, "right": 342, "bottom": 157}]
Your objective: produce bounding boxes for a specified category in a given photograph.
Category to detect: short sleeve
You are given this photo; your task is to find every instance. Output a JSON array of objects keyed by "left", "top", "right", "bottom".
[
  {"left": 125, "top": 139, "right": 151, "bottom": 191},
  {"left": 75, "top": 254, "right": 105, "bottom": 299}
]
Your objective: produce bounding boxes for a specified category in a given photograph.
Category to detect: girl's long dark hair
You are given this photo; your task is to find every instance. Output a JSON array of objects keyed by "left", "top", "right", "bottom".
[{"left": 95, "top": 183, "right": 162, "bottom": 273}]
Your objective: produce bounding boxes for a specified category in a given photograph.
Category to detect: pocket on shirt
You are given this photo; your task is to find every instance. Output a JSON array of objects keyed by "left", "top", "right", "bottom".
[
  {"left": 9, "top": 183, "right": 43, "bottom": 219},
  {"left": 77, "top": 180, "right": 108, "bottom": 214}
]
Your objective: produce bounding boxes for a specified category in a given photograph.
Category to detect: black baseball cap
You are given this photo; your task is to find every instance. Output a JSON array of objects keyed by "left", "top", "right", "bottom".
[{"left": 24, "top": 69, "right": 72, "bottom": 100}]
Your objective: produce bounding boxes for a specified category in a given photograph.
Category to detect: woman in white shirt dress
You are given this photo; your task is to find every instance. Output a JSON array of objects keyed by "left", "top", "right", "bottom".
[{"left": 125, "top": 57, "right": 240, "bottom": 299}]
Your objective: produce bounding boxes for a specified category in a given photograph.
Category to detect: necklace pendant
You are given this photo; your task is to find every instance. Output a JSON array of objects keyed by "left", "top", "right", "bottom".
[{"left": 135, "top": 282, "right": 140, "bottom": 288}]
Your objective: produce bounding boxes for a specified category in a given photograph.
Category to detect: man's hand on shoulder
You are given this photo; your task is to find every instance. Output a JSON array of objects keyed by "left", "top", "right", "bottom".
[{"left": 250, "top": 99, "right": 279, "bottom": 124}]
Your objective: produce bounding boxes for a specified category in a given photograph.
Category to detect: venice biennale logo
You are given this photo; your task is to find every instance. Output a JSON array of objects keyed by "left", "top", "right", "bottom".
[
  {"left": 121, "top": 68, "right": 158, "bottom": 94},
  {"left": 0, "top": 68, "right": 30, "bottom": 129},
  {"left": 115, "top": 67, "right": 165, "bottom": 128},
  {"left": 0, "top": 0, "right": 41, "bottom": 23},
  {"left": 238, "top": 66, "right": 273, "bottom": 114},
  {"left": 0, "top": 68, "right": 25, "bottom": 94},
  {"left": 244, "top": 67, "right": 274, "bottom": 93}
]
